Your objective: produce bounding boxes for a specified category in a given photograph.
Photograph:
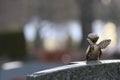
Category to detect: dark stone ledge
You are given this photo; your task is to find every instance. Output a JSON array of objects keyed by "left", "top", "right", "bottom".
[{"left": 27, "top": 60, "right": 120, "bottom": 80}]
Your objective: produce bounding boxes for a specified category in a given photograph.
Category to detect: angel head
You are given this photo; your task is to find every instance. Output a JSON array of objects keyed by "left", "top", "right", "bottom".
[{"left": 87, "top": 33, "right": 99, "bottom": 43}]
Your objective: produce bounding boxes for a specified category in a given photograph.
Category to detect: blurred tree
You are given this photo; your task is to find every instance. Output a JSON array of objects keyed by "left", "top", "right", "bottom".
[
  {"left": 0, "top": 31, "right": 26, "bottom": 60},
  {"left": 34, "top": 24, "right": 41, "bottom": 48},
  {"left": 77, "top": 0, "right": 94, "bottom": 48}
]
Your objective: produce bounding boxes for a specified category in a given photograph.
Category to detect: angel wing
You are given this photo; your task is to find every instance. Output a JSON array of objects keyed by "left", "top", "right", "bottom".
[{"left": 97, "top": 39, "right": 111, "bottom": 49}]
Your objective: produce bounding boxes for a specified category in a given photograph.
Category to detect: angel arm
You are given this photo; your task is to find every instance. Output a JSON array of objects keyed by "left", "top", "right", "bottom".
[
  {"left": 87, "top": 38, "right": 94, "bottom": 45},
  {"left": 97, "top": 39, "right": 111, "bottom": 49}
]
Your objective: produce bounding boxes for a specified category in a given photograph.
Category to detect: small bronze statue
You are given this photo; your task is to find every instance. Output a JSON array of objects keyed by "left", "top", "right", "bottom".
[{"left": 86, "top": 33, "right": 111, "bottom": 61}]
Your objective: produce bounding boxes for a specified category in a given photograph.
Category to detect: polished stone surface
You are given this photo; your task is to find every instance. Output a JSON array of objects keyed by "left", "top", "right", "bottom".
[{"left": 27, "top": 60, "right": 120, "bottom": 80}]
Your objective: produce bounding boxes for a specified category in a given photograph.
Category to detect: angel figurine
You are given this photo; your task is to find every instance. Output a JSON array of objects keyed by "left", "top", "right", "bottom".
[{"left": 86, "top": 33, "right": 111, "bottom": 61}]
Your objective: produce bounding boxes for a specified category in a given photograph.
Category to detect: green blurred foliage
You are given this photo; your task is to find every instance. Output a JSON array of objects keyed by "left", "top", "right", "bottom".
[{"left": 0, "top": 31, "right": 26, "bottom": 61}]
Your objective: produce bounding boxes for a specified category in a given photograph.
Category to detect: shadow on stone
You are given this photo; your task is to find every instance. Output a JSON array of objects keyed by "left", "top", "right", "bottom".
[{"left": 86, "top": 60, "right": 102, "bottom": 64}]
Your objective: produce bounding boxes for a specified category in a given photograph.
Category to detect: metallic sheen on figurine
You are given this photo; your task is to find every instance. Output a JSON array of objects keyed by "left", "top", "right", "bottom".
[{"left": 86, "top": 33, "right": 111, "bottom": 61}]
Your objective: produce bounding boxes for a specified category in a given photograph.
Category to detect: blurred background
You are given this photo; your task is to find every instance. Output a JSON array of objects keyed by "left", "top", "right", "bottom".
[{"left": 0, "top": 0, "right": 120, "bottom": 80}]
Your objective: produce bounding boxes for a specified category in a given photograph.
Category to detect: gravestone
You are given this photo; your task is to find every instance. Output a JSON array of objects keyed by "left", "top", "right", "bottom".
[{"left": 27, "top": 60, "right": 120, "bottom": 80}]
